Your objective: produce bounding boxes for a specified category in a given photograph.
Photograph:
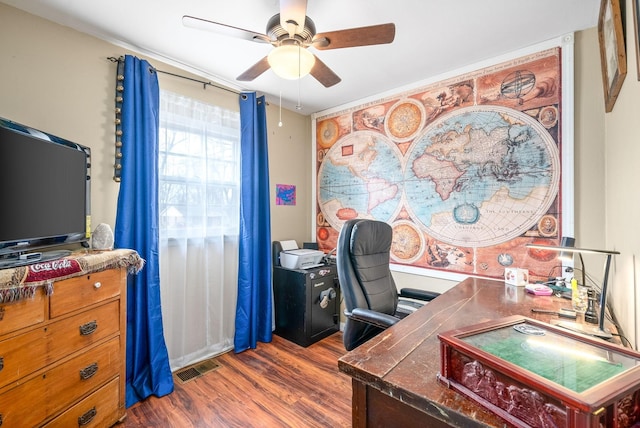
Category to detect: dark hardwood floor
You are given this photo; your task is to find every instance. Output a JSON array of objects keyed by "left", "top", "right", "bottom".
[{"left": 122, "top": 332, "right": 352, "bottom": 427}]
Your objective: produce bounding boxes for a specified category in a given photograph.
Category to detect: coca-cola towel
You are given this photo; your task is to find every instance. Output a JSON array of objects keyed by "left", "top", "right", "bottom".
[{"left": 0, "top": 249, "right": 144, "bottom": 303}]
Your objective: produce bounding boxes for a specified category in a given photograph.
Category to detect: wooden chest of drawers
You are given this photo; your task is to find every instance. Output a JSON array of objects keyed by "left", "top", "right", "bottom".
[{"left": 0, "top": 267, "right": 127, "bottom": 427}]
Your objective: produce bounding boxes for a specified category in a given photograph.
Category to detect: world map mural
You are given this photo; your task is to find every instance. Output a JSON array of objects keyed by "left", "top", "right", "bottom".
[{"left": 315, "top": 47, "right": 565, "bottom": 280}]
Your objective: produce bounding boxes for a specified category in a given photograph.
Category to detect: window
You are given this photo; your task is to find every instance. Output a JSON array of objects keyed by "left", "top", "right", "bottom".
[{"left": 158, "top": 91, "right": 240, "bottom": 239}]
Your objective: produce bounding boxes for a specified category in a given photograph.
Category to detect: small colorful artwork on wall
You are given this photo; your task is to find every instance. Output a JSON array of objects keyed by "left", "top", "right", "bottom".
[{"left": 276, "top": 184, "right": 296, "bottom": 206}]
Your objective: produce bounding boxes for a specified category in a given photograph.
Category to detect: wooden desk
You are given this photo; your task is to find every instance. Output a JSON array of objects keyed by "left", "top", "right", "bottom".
[{"left": 338, "top": 277, "right": 616, "bottom": 427}]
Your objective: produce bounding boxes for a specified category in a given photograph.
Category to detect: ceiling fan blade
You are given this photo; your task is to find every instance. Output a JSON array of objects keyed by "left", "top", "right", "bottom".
[
  {"left": 279, "top": 0, "right": 307, "bottom": 35},
  {"left": 310, "top": 55, "right": 341, "bottom": 88},
  {"left": 182, "top": 15, "right": 271, "bottom": 43},
  {"left": 313, "top": 23, "right": 395, "bottom": 50},
  {"left": 236, "top": 56, "right": 271, "bottom": 81}
]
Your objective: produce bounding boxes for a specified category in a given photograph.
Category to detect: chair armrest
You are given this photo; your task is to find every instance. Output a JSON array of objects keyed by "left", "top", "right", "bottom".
[
  {"left": 346, "top": 308, "right": 400, "bottom": 329},
  {"left": 399, "top": 288, "right": 440, "bottom": 302}
]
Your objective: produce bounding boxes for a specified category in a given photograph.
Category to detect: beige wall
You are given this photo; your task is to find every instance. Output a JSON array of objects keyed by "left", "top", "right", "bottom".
[
  {"left": 564, "top": 2, "right": 640, "bottom": 349},
  {"left": 574, "top": 29, "right": 607, "bottom": 248},
  {"left": 1, "top": 4, "right": 120, "bottom": 230},
  {"left": 603, "top": 0, "right": 640, "bottom": 349},
  {"left": 0, "top": 3, "right": 311, "bottom": 247},
  {"left": 267, "top": 109, "right": 314, "bottom": 246}
]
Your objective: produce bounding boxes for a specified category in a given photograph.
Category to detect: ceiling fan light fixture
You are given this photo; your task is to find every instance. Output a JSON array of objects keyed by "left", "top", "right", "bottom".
[{"left": 268, "top": 44, "right": 315, "bottom": 79}]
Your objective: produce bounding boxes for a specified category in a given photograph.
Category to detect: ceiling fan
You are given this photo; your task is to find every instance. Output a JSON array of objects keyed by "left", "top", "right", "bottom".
[{"left": 182, "top": 0, "right": 395, "bottom": 87}]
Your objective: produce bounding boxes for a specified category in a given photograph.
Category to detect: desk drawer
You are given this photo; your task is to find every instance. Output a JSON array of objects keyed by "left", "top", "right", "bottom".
[
  {"left": 50, "top": 269, "right": 122, "bottom": 318},
  {"left": 0, "top": 290, "right": 45, "bottom": 336},
  {"left": 0, "top": 300, "right": 119, "bottom": 388},
  {"left": 0, "top": 338, "right": 120, "bottom": 427}
]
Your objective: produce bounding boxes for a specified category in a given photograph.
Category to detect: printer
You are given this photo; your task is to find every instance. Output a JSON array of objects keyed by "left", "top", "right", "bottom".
[{"left": 275, "top": 240, "right": 325, "bottom": 270}]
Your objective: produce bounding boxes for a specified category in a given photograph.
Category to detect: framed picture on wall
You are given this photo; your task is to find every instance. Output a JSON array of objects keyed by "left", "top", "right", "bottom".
[
  {"left": 633, "top": 0, "right": 640, "bottom": 80},
  {"left": 598, "top": 0, "right": 627, "bottom": 112}
]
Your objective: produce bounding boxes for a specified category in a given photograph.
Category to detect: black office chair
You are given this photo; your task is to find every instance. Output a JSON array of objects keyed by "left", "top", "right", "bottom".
[{"left": 337, "top": 219, "right": 440, "bottom": 351}]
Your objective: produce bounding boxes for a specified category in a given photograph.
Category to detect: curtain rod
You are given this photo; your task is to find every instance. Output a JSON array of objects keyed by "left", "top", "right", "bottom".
[{"left": 107, "top": 56, "right": 239, "bottom": 94}]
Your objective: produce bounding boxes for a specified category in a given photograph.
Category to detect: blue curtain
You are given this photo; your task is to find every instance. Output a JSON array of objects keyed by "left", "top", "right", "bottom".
[
  {"left": 234, "top": 93, "right": 273, "bottom": 352},
  {"left": 114, "top": 55, "right": 174, "bottom": 407}
]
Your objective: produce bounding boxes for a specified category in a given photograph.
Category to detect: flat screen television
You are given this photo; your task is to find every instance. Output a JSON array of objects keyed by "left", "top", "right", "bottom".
[{"left": 0, "top": 117, "right": 91, "bottom": 267}]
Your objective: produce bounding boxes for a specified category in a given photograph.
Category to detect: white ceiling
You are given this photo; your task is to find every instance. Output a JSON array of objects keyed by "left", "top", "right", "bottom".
[{"left": 2, "top": 0, "right": 600, "bottom": 114}]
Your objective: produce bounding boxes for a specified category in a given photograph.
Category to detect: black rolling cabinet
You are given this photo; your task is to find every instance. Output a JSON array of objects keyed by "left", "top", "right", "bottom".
[{"left": 272, "top": 264, "right": 340, "bottom": 347}]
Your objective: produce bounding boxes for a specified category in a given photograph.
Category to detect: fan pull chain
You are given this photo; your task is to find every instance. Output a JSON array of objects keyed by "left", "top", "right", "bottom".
[
  {"left": 278, "top": 90, "right": 283, "bottom": 127},
  {"left": 296, "top": 79, "right": 302, "bottom": 111},
  {"left": 296, "top": 44, "right": 303, "bottom": 110}
]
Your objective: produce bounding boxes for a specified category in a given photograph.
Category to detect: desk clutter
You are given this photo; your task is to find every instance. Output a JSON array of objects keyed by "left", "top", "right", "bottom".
[{"left": 504, "top": 267, "right": 529, "bottom": 286}]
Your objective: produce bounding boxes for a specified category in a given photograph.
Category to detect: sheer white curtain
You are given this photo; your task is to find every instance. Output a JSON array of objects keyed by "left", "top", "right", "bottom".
[{"left": 158, "top": 90, "right": 240, "bottom": 371}]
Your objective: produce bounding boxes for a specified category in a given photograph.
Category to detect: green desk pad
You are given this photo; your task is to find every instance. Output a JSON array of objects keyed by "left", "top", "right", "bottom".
[{"left": 463, "top": 325, "right": 632, "bottom": 393}]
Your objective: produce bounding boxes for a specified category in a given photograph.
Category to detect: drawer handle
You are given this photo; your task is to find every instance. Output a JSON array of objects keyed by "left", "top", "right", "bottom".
[
  {"left": 79, "top": 362, "right": 98, "bottom": 380},
  {"left": 0, "top": 356, "right": 3, "bottom": 372},
  {"left": 78, "top": 407, "right": 97, "bottom": 426},
  {"left": 79, "top": 320, "right": 98, "bottom": 336},
  {"left": 93, "top": 281, "right": 102, "bottom": 289}
]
